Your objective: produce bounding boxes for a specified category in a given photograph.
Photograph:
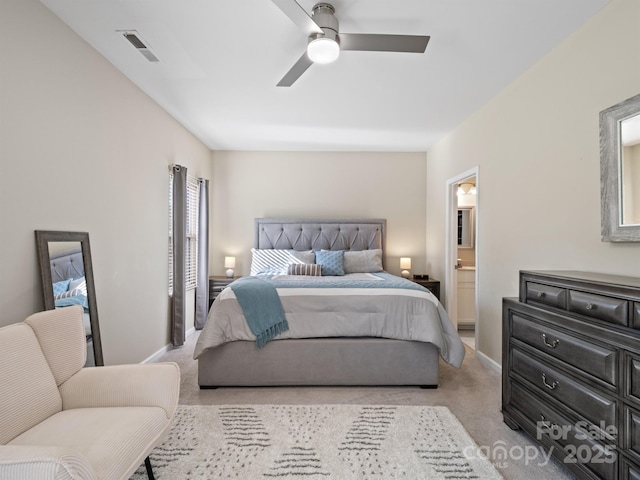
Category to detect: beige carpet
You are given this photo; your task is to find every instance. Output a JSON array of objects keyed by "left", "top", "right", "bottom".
[
  {"left": 150, "top": 332, "right": 576, "bottom": 480},
  {"left": 131, "top": 404, "right": 503, "bottom": 479}
]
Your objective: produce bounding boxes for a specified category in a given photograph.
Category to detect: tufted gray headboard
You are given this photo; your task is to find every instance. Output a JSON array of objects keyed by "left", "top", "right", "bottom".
[
  {"left": 50, "top": 249, "right": 85, "bottom": 283},
  {"left": 255, "top": 218, "right": 386, "bottom": 267}
]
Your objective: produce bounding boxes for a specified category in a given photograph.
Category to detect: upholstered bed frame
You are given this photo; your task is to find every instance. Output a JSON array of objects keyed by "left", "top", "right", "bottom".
[
  {"left": 197, "top": 218, "right": 440, "bottom": 388},
  {"left": 50, "top": 249, "right": 85, "bottom": 284}
]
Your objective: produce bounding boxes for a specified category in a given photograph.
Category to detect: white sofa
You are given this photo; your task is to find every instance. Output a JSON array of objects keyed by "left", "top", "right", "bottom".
[{"left": 0, "top": 306, "right": 180, "bottom": 480}]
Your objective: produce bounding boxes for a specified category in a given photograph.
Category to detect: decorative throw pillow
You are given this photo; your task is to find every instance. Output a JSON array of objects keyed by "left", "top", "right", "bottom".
[
  {"left": 343, "top": 249, "right": 384, "bottom": 273},
  {"left": 68, "top": 276, "right": 88, "bottom": 295},
  {"left": 287, "top": 263, "right": 322, "bottom": 276},
  {"left": 52, "top": 279, "right": 71, "bottom": 295},
  {"left": 315, "top": 250, "right": 345, "bottom": 276},
  {"left": 250, "top": 249, "right": 315, "bottom": 275}
]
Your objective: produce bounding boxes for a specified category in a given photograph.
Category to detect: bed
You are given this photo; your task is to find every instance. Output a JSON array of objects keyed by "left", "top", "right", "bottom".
[
  {"left": 194, "top": 218, "right": 465, "bottom": 388},
  {"left": 49, "top": 248, "right": 94, "bottom": 366}
]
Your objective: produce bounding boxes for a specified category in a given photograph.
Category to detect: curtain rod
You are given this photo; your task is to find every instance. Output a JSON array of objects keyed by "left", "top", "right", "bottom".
[{"left": 169, "top": 163, "right": 203, "bottom": 183}]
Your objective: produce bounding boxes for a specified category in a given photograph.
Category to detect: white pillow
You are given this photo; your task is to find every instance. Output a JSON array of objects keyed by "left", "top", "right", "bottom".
[
  {"left": 250, "top": 249, "right": 315, "bottom": 275},
  {"left": 343, "top": 249, "right": 383, "bottom": 274},
  {"left": 69, "top": 276, "right": 87, "bottom": 295}
]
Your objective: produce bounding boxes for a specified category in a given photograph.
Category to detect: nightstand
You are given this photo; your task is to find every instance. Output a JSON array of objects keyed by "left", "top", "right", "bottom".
[
  {"left": 412, "top": 278, "right": 440, "bottom": 300},
  {"left": 208, "top": 276, "right": 239, "bottom": 308}
]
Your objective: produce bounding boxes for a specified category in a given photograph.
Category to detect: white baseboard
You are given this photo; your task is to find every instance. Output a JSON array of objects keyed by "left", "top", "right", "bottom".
[
  {"left": 141, "top": 327, "right": 195, "bottom": 364},
  {"left": 474, "top": 349, "right": 502, "bottom": 374}
]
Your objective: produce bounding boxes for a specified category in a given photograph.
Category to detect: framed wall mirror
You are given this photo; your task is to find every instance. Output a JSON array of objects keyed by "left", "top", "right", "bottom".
[
  {"left": 35, "top": 230, "right": 103, "bottom": 366},
  {"left": 457, "top": 206, "right": 475, "bottom": 248},
  {"left": 601, "top": 92, "right": 640, "bottom": 242}
]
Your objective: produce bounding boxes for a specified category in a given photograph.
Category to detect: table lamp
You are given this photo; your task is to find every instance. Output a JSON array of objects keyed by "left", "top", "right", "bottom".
[
  {"left": 400, "top": 257, "right": 411, "bottom": 279},
  {"left": 224, "top": 256, "right": 236, "bottom": 278}
]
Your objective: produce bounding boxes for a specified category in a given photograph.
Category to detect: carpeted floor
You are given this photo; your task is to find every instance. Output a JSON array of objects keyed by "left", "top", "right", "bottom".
[
  {"left": 132, "top": 404, "right": 503, "bottom": 479},
  {"left": 154, "top": 332, "right": 576, "bottom": 480}
]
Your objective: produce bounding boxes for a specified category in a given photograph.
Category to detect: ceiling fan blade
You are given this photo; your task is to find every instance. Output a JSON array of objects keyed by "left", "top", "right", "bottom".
[
  {"left": 271, "top": 0, "right": 323, "bottom": 36},
  {"left": 277, "top": 52, "right": 314, "bottom": 87},
  {"left": 339, "top": 33, "right": 430, "bottom": 53}
]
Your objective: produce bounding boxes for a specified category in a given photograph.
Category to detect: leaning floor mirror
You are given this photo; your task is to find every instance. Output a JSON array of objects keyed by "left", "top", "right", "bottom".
[{"left": 35, "top": 230, "right": 103, "bottom": 366}]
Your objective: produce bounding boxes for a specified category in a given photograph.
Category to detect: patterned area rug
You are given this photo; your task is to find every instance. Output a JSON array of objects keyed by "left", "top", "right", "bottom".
[{"left": 131, "top": 404, "right": 502, "bottom": 479}]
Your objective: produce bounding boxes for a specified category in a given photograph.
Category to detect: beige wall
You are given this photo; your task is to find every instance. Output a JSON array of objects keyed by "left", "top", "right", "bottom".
[
  {"left": 426, "top": 0, "right": 640, "bottom": 365},
  {"left": 0, "top": 0, "right": 212, "bottom": 364},
  {"left": 210, "top": 151, "right": 427, "bottom": 278}
]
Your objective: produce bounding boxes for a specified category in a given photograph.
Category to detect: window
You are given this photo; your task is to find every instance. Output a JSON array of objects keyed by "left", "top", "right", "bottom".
[
  {"left": 169, "top": 171, "right": 200, "bottom": 295},
  {"left": 185, "top": 177, "right": 199, "bottom": 288}
]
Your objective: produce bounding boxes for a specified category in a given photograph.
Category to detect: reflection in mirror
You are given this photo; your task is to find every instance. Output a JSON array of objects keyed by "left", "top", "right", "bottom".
[
  {"left": 457, "top": 207, "right": 475, "bottom": 248},
  {"left": 600, "top": 92, "right": 640, "bottom": 242},
  {"left": 35, "top": 231, "right": 103, "bottom": 366},
  {"left": 621, "top": 114, "right": 640, "bottom": 225}
]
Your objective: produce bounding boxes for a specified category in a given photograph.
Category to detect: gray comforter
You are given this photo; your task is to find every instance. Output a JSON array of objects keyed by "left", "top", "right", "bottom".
[{"left": 194, "top": 273, "right": 465, "bottom": 367}]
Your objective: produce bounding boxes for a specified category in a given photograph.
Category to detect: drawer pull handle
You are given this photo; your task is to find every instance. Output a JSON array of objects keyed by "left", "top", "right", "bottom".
[
  {"left": 541, "top": 334, "right": 559, "bottom": 348},
  {"left": 539, "top": 414, "right": 557, "bottom": 430},
  {"left": 585, "top": 303, "right": 594, "bottom": 311},
  {"left": 539, "top": 414, "right": 550, "bottom": 429},
  {"left": 536, "top": 292, "right": 545, "bottom": 298},
  {"left": 541, "top": 373, "right": 559, "bottom": 390}
]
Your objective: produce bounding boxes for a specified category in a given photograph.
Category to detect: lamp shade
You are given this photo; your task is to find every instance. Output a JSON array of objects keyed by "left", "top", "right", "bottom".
[
  {"left": 224, "top": 256, "right": 236, "bottom": 269},
  {"left": 457, "top": 182, "right": 476, "bottom": 195},
  {"left": 400, "top": 257, "right": 412, "bottom": 270}
]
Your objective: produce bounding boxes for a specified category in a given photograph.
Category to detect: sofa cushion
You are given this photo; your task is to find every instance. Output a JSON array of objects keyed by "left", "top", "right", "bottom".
[
  {"left": 8, "top": 407, "right": 170, "bottom": 480},
  {"left": 0, "top": 445, "right": 96, "bottom": 480},
  {"left": 0, "top": 324, "right": 62, "bottom": 445},
  {"left": 25, "top": 306, "right": 86, "bottom": 386}
]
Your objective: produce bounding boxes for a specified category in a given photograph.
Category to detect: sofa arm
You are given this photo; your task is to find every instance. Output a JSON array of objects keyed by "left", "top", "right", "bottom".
[
  {"left": 59, "top": 362, "right": 180, "bottom": 419},
  {"left": 0, "top": 445, "right": 96, "bottom": 480}
]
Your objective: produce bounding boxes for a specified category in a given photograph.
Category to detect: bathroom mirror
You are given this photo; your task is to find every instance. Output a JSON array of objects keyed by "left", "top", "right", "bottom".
[
  {"left": 35, "top": 230, "right": 103, "bottom": 366},
  {"left": 457, "top": 206, "right": 475, "bottom": 248},
  {"left": 601, "top": 93, "right": 640, "bottom": 242}
]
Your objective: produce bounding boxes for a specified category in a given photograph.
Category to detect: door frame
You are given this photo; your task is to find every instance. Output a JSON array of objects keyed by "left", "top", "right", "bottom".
[{"left": 445, "top": 167, "right": 479, "bottom": 334}]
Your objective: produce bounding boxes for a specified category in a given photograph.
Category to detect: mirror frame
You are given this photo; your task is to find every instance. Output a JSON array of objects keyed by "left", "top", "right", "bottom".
[
  {"left": 35, "top": 230, "right": 103, "bottom": 366},
  {"left": 600, "top": 92, "right": 640, "bottom": 242}
]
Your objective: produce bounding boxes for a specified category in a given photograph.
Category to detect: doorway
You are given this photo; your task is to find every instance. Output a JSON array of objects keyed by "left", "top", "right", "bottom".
[{"left": 445, "top": 167, "right": 479, "bottom": 350}]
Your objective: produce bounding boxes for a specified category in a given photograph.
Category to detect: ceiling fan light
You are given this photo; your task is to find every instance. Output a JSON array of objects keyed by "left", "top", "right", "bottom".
[{"left": 307, "top": 37, "right": 339, "bottom": 64}]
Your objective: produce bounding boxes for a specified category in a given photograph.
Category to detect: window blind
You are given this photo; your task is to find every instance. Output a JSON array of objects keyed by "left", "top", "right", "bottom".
[{"left": 185, "top": 177, "right": 199, "bottom": 289}]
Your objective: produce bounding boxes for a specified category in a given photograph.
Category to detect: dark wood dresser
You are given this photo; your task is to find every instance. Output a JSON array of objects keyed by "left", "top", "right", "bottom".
[{"left": 503, "top": 270, "right": 640, "bottom": 479}]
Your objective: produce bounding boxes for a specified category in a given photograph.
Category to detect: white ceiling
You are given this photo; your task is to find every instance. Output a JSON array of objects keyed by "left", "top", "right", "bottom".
[{"left": 40, "top": 0, "right": 609, "bottom": 152}]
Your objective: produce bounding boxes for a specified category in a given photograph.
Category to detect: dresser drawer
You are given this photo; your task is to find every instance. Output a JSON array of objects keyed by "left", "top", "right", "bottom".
[
  {"left": 622, "top": 458, "right": 640, "bottom": 480},
  {"left": 625, "top": 406, "right": 640, "bottom": 464},
  {"left": 626, "top": 354, "right": 640, "bottom": 407},
  {"left": 633, "top": 303, "right": 640, "bottom": 330},
  {"left": 511, "top": 313, "right": 617, "bottom": 386},
  {"left": 511, "top": 348, "right": 617, "bottom": 433},
  {"left": 568, "top": 290, "right": 629, "bottom": 326},
  {"left": 209, "top": 284, "right": 227, "bottom": 295},
  {"left": 510, "top": 382, "right": 617, "bottom": 479},
  {"left": 525, "top": 282, "right": 567, "bottom": 309}
]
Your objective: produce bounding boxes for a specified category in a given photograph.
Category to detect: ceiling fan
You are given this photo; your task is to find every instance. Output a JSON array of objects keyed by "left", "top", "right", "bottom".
[{"left": 272, "top": 0, "right": 430, "bottom": 87}]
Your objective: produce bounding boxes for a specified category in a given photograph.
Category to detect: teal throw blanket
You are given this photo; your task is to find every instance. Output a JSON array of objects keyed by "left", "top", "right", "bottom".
[{"left": 230, "top": 276, "right": 288, "bottom": 348}]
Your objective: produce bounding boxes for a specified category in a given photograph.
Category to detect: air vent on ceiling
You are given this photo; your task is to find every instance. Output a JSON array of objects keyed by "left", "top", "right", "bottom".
[{"left": 119, "top": 30, "right": 159, "bottom": 62}]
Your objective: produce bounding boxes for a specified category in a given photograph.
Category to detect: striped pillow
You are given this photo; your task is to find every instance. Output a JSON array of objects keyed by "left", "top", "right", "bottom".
[
  {"left": 287, "top": 263, "right": 322, "bottom": 276},
  {"left": 250, "top": 249, "right": 315, "bottom": 275}
]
